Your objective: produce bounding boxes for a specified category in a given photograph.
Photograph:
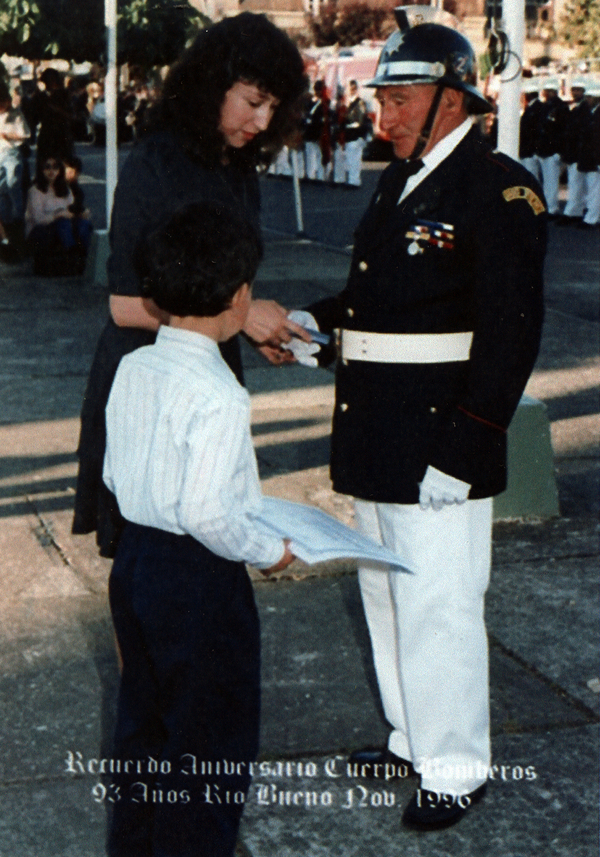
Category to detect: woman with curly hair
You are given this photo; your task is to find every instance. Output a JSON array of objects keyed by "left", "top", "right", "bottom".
[{"left": 73, "top": 13, "right": 308, "bottom": 559}]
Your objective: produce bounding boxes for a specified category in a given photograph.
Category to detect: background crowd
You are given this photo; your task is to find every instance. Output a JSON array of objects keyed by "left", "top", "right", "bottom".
[
  {"left": 1, "top": 58, "right": 599, "bottom": 278},
  {"left": 0, "top": 64, "right": 159, "bottom": 272},
  {"left": 268, "top": 71, "right": 600, "bottom": 229}
]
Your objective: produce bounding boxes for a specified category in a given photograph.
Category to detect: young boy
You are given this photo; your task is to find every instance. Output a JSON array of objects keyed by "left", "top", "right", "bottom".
[{"left": 103, "top": 201, "right": 294, "bottom": 857}]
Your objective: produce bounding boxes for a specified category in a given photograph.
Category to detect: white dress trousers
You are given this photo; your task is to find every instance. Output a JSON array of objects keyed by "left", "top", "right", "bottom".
[
  {"left": 583, "top": 168, "right": 600, "bottom": 225},
  {"left": 521, "top": 155, "right": 542, "bottom": 184},
  {"left": 539, "top": 153, "right": 562, "bottom": 214},
  {"left": 344, "top": 138, "right": 365, "bottom": 186},
  {"left": 305, "top": 140, "right": 325, "bottom": 181},
  {"left": 563, "top": 162, "right": 587, "bottom": 218},
  {"left": 355, "top": 497, "right": 493, "bottom": 795},
  {"left": 332, "top": 144, "right": 346, "bottom": 185}
]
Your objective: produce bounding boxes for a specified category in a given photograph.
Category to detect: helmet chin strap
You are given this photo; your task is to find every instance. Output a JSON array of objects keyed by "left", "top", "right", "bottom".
[{"left": 409, "top": 81, "right": 445, "bottom": 160}]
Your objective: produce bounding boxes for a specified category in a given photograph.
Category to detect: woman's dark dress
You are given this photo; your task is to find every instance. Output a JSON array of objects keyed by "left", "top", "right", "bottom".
[{"left": 72, "top": 130, "right": 261, "bottom": 556}]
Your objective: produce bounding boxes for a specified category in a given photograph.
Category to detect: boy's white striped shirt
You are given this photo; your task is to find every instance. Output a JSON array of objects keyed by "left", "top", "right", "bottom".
[{"left": 103, "top": 326, "right": 283, "bottom": 569}]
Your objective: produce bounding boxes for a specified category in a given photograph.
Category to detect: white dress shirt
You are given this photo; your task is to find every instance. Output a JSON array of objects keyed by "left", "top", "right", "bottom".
[
  {"left": 103, "top": 326, "right": 284, "bottom": 569},
  {"left": 400, "top": 117, "right": 474, "bottom": 201}
]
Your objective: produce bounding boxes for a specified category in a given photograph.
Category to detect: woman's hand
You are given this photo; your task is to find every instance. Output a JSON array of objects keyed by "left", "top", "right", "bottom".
[
  {"left": 260, "top": 539, "right": 295, "bottom": 576},
  {"left": 243, "top": 299, "right": 311, "bottom": 347}
]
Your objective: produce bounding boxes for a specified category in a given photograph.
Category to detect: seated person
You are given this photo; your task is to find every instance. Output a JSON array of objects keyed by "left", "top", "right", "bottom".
[
  {"left": 24, "top": 155, "right": 91, "bottom": 274},
  {"left": 102, "top": 200, "right": 295, "bottom": 857}
]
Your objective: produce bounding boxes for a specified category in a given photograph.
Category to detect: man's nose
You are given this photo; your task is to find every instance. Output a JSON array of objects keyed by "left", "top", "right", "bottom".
[{"left": 378, "top": 103, "right": 397, "bottom": 132}]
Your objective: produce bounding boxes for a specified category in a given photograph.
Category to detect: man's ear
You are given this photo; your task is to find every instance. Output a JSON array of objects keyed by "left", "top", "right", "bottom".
[{"left": 442, "top": 87, "right": 466, "bottom": 116}]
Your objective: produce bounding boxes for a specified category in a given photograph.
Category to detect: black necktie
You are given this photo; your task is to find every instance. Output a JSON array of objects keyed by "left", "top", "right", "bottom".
[{"left": 377, "top": 158, "right": 424, "bottom": 217}]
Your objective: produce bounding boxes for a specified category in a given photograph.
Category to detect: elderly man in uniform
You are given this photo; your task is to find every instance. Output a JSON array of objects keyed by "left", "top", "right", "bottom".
[{"left": 303, "top": 13, "right": 546, "bottom": 831}]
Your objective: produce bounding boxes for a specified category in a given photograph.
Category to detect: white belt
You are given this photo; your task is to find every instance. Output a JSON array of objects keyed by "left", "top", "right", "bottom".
[{"left": 341, "top": 330, "right": 473, "bottom": 363}]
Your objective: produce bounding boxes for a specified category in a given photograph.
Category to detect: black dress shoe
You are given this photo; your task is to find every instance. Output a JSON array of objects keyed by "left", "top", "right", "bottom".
[
  {"left": 347, "top": 748, "right": 415, "bottom": 779},
  {"left": 402, "top": 783, "right": 487, "bottom": 830}
]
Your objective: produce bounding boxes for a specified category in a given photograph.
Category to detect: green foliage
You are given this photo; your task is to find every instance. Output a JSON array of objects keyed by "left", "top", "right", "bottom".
[
  {"left": 117, "top": 0, "right": 206, "bottom": 68},
  {"left": 560, "top": 0, "right": 600, "bottom": 58},
  {"left": 0, "top": 0, "right": 207, "bottom": 67},
  {"left": 309, "top": 1, "right": 394, "bottom": 47},
  {"left": 0, "top": 0, "right": 42, "bottom": 55}
]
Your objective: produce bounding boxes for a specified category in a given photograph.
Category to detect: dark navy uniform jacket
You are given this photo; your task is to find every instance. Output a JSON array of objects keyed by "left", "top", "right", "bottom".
[
  {"left": 562, "top": 98, "right": 591, "bottom": 165},
  {"left": 537, "top": 95, "right": 569, "bottom": 158},
  {"left": 308, "top": 127, "right": 547, "bottom": 504},
  {"left": 519, "top": 97, "right": 545, "bottom": 159}
]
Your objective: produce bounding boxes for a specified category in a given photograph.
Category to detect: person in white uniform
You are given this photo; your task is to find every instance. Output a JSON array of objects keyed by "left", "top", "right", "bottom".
[{"left": 304, "top": 14, "right": 546, "bottom": 831}]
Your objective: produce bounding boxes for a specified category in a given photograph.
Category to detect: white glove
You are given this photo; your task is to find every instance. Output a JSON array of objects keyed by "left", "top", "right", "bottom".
[
  {"left": 281, "top": 310, "right": 322, "bottom": 368},
  {"left": 419, "top": 465, "right": 471, "bottom": 511}
]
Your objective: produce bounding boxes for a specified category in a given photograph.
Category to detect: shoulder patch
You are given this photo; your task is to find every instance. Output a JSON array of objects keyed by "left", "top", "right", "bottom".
[{"left": 502, "top": 186, "right": 546, "bottom": 215}]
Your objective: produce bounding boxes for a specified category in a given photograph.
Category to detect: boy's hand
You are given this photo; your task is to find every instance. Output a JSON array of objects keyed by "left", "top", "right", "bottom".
[{"left": 261, "top": 539, "right": 295, "bottom": 576}]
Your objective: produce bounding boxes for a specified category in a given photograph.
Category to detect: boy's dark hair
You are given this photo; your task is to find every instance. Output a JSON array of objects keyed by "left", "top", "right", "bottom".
[
  {"left": 148, "top": 12, "right": 307, "bottom": 170},
  {"left": 139, "top": 202, "right": 263, "bottom": 318}
]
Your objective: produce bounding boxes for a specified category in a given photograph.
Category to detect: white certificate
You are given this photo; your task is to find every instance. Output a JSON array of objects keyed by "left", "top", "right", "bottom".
[{"left": 252, "top": 496, "right": 413, "bottom": 572}]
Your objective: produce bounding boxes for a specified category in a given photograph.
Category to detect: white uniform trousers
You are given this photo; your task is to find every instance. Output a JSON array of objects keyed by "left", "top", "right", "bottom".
[
  {"left": 583, "top": 168, "right": 600, "bottom": 225},
  {"left": 355, "top": 497, "right": 493, "bottom": 795},
  {"left": 268, "top": 146, "right": 292, "bottom": 176},
  {"left": 305, "top": 140, "right": 326, "bottom": 181},
  {"left": 539, "top": 153, "right": 562, "bottom": 214},
  {"left": 332, "top": 144, "right": 346, "bottom": 185},
  {"left": 344, "top": 139, "right": 365, "bottom": 186},
  {"left": 521, "top": 155, "right": 542, "bottom": 184},
  {"left": 563, "top": 162, "right": 587, "bottom": 217}
]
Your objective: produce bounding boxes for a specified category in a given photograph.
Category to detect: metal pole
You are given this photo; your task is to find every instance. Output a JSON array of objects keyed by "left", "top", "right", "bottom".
[
  {"left": 496, "top": 0, "right": 525, "bottom": 159},
  {"left": 105, "top": 0, "right": 118, "bottom": 227},
  {"left": 290, "top": 148, "right": 306, "bottom": 237}
]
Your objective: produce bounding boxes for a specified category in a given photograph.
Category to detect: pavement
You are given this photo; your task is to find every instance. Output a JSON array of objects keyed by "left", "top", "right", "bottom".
[{"left": 0, "top": 220, "right": 598, "bottom": 857}]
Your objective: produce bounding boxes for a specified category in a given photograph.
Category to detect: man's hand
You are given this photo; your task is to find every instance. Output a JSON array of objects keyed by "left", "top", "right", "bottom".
[
  {"left": 260, "top": 539, "right": 295, "bottom": 576},
  {"left": 419, "top": 466, "right": 470, "bottom": 511},
  {"left": 280, "top": 310, "right": 322, "bottom": 367}
]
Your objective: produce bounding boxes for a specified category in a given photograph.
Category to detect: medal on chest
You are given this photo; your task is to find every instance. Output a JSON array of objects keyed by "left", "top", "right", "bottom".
[{"left": 405, "top": 219, "right": 455, "bottom": 255}]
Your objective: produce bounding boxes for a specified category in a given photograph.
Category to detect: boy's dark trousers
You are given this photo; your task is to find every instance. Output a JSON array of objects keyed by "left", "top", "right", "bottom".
[{"left": 107, "top": 522, "right": 261, "bottom": 857}]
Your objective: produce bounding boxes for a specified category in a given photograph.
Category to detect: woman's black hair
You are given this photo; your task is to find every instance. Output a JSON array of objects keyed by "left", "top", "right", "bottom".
[
  {"left": 34, "top": 155, "right": 70, "bottom": 197},
  {"left": 148, "top": 12, "right": 307, "bottom": 170},
  {"left": 139, "top": 201, "right": 263, "bottom": 318}
]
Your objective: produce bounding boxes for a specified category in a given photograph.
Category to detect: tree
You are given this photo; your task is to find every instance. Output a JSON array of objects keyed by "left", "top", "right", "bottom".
[
  {"left": 560, "top": 0, "right": 600, "bottom": 58},
  {"left": 0, "top": 0, "right": 206, "bottom": 67},
  {"left": 117, "top": 0, "right": 207, "bottom": 68},
  {"left": 0, "top": 0, "right": 44, "bottom": 58},
  {"left": 308, "top": 1, "right": 394, "bottom": 47}
]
